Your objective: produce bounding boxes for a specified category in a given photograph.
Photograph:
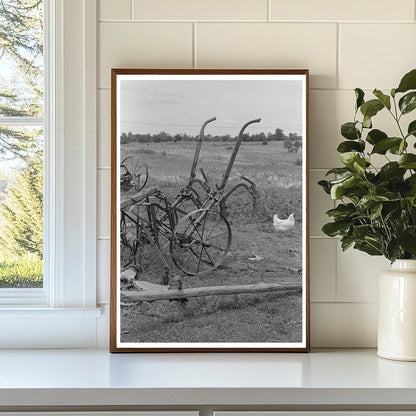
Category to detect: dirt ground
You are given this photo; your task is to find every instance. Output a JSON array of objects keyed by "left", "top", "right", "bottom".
[{"left": 119, "top": 141, "right": 304, "bottom": 343}]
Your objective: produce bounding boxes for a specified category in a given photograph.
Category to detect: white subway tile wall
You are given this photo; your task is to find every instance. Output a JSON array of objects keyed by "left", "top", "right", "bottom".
[
  {"left": 339, "top": 24, "right": 416, "bottom": 90},
  {"left": 97, "top": 169, "right": 111, "bottom": 238},
  {"left": 310, "top": 239, "right": 336, "bottom": 302},
  {"left": 311, "top": 303, "right": 378, "bottom": 347},
  {"left": 98, "top": 90, "right": 111, "bottom": 168},
  {"left": 99, "top": 0, "right": 131, "bottom": 21},
  {"left": 96, "top": 0, "right": 416, "bottom": 347},
  {"left": 132, "top": 0, "right": 268, "bottom": 21},
  {"left": 98, "top": 22, "right": 193, "bottom": 88},
  {"left": 270, "top": 0, "right": 414, "bottom": 22},
  {"left": 336, "top": 246, "right": 389, "bottom": 303},
  {"left": 97, "top": 239, "right": 110, "bottom": 305},
  {"left": 196, "top": 23, "right": 337, "bottom": 89}
]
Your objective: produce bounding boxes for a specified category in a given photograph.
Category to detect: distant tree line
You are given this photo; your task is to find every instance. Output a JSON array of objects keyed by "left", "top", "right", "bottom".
[{"left": 120, "top": 128, "right": 302, "bottom": 144}]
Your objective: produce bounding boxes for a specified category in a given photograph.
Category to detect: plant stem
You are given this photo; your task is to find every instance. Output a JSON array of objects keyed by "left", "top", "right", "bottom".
[{"left": 390, "top": 98, "right": 407, "bottom": 140}]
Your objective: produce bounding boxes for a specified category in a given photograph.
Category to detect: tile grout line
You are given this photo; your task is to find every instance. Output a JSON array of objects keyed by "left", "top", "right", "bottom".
[
  {"left": 267, "top": 0, "right": 271, "bottom": 22},
  {"left": 98, "top": 19, "right": 416, "bottom": 24},
  {"left": 192, "top": 22, "right": 197, "bottom": 68},
  {"left": 130, "top": 0, "right": 133, "bottom": 20},
  {"left": 311, "top": 301, "right": 378, "bottom": 305},
  {"left": 336, "top": 22, "right": 340, "bottom": 90},
  {"left": 333, "top": 229, "right": 338, "bottom": 302},
  {"left": 334, "top": 196, "right": 340, "bottom": 303}
]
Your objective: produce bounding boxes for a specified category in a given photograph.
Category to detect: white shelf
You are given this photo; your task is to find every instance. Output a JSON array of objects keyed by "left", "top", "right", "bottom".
[{"left": 0, "top": 349, "right": 416, "bottom": 408}]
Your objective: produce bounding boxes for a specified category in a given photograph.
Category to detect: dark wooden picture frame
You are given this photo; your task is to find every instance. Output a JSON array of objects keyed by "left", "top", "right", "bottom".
[{"left": 110, "top": 69, "right": 310, "bottom": 352}]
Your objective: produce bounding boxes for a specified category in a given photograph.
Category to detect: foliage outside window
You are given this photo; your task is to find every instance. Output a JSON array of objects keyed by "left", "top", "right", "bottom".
[{"left": 0, "top": 0, "right": 44, "bottom": 288}]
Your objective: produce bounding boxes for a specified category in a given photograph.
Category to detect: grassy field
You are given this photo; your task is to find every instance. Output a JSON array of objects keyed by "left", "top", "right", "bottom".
[
  {"left": 120, "top": 140, "right": 304, "bottom": 343},
  {"left": 0, "top": 252, "right": 43, "bottom": 288}
]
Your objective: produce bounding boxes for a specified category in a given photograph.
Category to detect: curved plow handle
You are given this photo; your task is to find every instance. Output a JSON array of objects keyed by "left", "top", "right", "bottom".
[
  {"left": 189, "top": 117, "right": 217, "bottom": 183},
  {"left": 219, "top": 118, "right": 261, "bottom": 190}
]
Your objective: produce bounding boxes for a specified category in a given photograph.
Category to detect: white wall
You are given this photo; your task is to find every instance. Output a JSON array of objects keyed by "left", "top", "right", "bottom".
[{"left": 95, "top": 0, "right": 416, "bottom": 348}]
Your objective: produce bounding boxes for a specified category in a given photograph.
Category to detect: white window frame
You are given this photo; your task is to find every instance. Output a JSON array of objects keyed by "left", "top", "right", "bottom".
[
  {"left": 0, "top": 0, "right": 101, "bottom": 348},
  {"left": 0, "top": 2, "right": 47, "bottom": 305}
]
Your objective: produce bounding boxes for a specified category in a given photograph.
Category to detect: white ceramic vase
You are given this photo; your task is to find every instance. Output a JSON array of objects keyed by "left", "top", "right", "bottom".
[{"left": 378, "top": 259, "right": 416, "bottom": 361}]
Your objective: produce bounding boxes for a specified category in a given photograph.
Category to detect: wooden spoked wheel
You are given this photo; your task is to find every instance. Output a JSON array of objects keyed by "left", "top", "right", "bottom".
[
  {"left": 120, "top": 156, "right": 148, "bottom": 194},
  {"left": 170, "top": 208, "right": 231, "bottom": 276},
  {"left": 119, "top": 207, "right": 146, "bottom": 269}
]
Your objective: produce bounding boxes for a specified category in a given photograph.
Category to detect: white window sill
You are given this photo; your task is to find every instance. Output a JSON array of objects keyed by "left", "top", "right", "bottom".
[
  {"left": 0, "top": 307, "right": 102, "bottom": 316},
  {"left": 0, "top": 349, "right": 415, "bottom": 409},
  {"left": 0, "top": 307, "right": 103, "bottom": 348},
  {"left": 0, "top": 288, "right": 47, "bottom": 306}
]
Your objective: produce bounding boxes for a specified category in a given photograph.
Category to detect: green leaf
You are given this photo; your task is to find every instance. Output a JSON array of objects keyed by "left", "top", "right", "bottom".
[
  {"left": 390, "top": 139, "right": 408, "bottom": 155},
  {"left": 354, "top": 241, "right": 383, "bottom": 256},
  {"left": 395, "top": 69, "right": 416, "bottom": 94},
  {"left": 366, "top": 129, "right": 387, "bottom": 145},
  {"left": 360, "top": 99, "right": 384, "bottom": 119},
  {"left": 373, "top": 89, "right": 391, "bottom": 110},
  {"left": 406, "top": 174, "right": 416, "bottom": 186},
  {"left": 330, "top": 176, "right": 353, "bottom": 199},
  {"left": 339, "top": 151, "right": 360, "bottom": 166},
  {"left": 386, "top": 240, "right": 402, "bottom": 262},
  {"left": 389, "top": 138, "right": 408, "bottom": 155},
  {"left": 353, "top": 224, "right": 374, "bottom": 240},
  {"left": 407, "top": 196, "right": 416, "bottom": 207},
  {"left": 398, "top": 227, "right": 416, "bottom": 255},
  {"left": 371, "top": 137, "right": 402, "bottom": 154},
  {"left": 325, "top": 167, "right": 351, "bottom": 176},
  {"left": 341, "top": 122, "right": 360, "bottom": 140},
  {"left": 337, "top": 140, "right": 365, "bottom": 153},
  {"left": 326, "top": 203, "right": 356, "bottom": 220},
  {"left": 399, "top": 91, "right": 416, "bottom": 115},
  {"left": 399, "top": 154, "right": 416, "bottom": 169},
  {"left": 322, "top": 221, "right": 351, "bottom": 237},
  {"left": 353, "top": 158, "right": 366, "bottom": 173},
  {"left": 369, "top": 203, "right": 383, "bottom": 219},
  {"left": 318, "top": 179, "right": 331, "bottom": 194},
  {"left": 357, "top": 195, "right": 389, "bottom": 211},
  {"left": 407, "top": 120, "right": 416, "bottom": 137},
  {"left": 377, "top": 162, "right": 406, "bottom": 181},
  {"left": 341, "top": 235, "right": 355, "bottom": 251},
  {"left": 362, "top": 116, "right": 372, "bottom": 129},
  {"left": 405, "top": 175, "right": 416, "bottom": 196},
  {"left": 330, "top": 175, "right": 364, "bottom": 200},
  {"left": 355, "top": 88, "right": 365, "bottom": 110}
]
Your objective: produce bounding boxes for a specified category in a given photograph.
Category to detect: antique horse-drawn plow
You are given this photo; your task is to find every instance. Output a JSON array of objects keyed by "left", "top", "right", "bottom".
[
  {"left": 119, "top": 117, "right": 303, "bottom": 302},
  {"left": 120, "top": 117, "right": 261, "bottom": 277}
]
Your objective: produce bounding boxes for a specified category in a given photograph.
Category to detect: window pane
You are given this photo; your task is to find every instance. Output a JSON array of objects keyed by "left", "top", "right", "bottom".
[
  {"left": 0, "top": 0, "right": 44, "bottom": 117},
  {"left": 0, "top": 0, "right": 44, "bottom": 291},
  {"left": 0, "top": 126, "right": 43, "bottom": 289}
]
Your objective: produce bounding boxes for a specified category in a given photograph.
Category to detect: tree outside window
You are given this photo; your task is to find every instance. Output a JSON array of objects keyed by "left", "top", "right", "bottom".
[{"left": 0, "top": 0, "right": 44, "bottom": 288}]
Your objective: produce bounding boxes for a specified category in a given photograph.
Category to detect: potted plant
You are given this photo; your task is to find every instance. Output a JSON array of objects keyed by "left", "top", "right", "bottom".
[{"left": 319, "top": 68, "right": 416, "bottom": 361}]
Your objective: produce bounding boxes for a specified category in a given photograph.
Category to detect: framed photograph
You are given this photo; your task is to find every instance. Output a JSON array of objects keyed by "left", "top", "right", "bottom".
[{"left": 110, "top": 69, "right": 309, "bottom": 352}]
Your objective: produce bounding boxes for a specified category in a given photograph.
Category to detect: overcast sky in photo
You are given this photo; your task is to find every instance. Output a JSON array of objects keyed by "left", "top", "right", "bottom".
[{"left": 119, "top": 79, "right": 303, "bottom": 137}]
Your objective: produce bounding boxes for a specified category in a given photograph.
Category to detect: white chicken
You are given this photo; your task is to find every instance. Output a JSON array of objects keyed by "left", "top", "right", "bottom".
[{"left": 273, "top": 213, "right": 295, "bottom": 232}]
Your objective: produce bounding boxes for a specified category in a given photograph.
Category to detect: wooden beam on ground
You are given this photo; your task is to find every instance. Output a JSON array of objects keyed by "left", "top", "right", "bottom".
[
  {"left": 121, "top": 281, "right": 302, "bottom": 302},
  {"left": 120, "top": 185, "right": 161, "bottom": 210}
]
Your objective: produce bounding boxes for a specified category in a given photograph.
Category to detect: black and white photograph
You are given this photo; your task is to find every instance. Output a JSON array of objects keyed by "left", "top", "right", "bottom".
[{"left": 110, "top": 69, "right": 309, "bottom": 352}]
